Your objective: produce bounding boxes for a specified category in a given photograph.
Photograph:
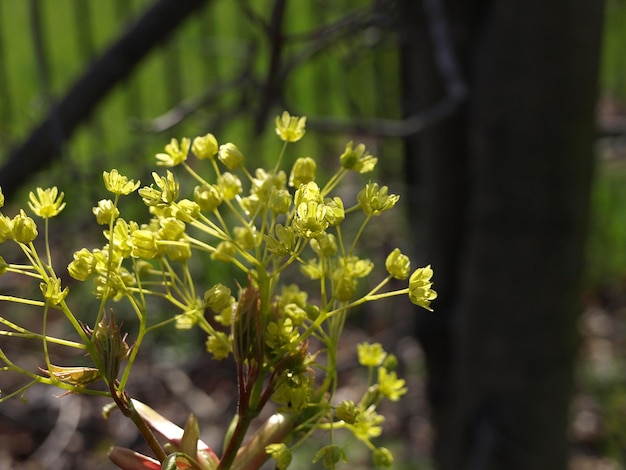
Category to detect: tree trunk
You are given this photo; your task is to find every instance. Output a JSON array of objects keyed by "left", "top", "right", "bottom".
[{"left": 401, "top": 1, "right": 605, "bottom": 468}]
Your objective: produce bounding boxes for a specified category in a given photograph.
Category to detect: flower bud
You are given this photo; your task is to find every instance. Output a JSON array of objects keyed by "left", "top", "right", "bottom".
[
  {"left": 289, "top": 157, "right": 316, "bottom": 188},
  {"left": 385, "top": 248, "right": 411, "bottom": 280},
  {"left": 91, "top": 314, "right": 130, "bottom": 384},
  {"left": 310, "top": 233, "right": 337, "bottom": 257},
  {"left": 68, "top": 248, "right": 95, "bottom": 281},
  {"left": 269, "top": 188, "right": 292, "bottom": 214},
  {"left": 217, "top": 172, "right": 243, "bottom": 200},
  {"left": 165, "top": 240, "right": 191, "bottom": 262},
  {"left": 332, "top": 272, "right": 356, "bottom": 302},
  {"left": 204, "top": 284, "right": 233, "bottom": 312},
  {"left": 211, "top": 241, "right": 236, "bottom": 262},
  {"left": 131, "top": 230, "right": 159, "bottom": 259},
  {"left": 241, "top": 194, "right": 261, "bottom": 216},
  {"left": 192, "top": 133, "right": 218, "bottom": 160},
  {"left": 158, "top": 217, "right": 185, "bottom": 240},
  {"left": 93, "top": 199, "right": 119, "bottom": 225},
  {"left": 234, "top": 226, "right": 256, "bottom": 250},
  {"left": 335, "top": 400, "right": 358, "bottom": 424},
  {"left": 12, "top": 210, "right": 38, "bottom": 244},
  {"left": 372, "top": 447, "right": 394, "bottom": 467},
  {"left": 283, "top": 303, "right": 307, "bottom": 326},
  {"left": 172, "top": 199, "right": 199, "bottom": 222},
  {"left": 0, "top": 187, "right": 4, "bottom": 208},
  {"left": 194, "top": 184, "right": 223, "bottom": 212},
  {"left": 218, "top": 143, "right": 244, "bottom": 170},
  {"left": 313, "top": 445, "right": 346, "bottom": 468},
  {"left": 0, "top": 215, "right": 13, "bottom": 243},
  {"left": 0, "top": 256, "right": 8, "bottom": 275},
  {"left": 266, "top": 443, "right": 292, "bottom": 470}
]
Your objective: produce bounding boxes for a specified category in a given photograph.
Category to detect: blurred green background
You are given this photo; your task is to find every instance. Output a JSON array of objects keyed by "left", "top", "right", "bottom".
[{"left": 0, "top": 0, "right": 625, "bottom": 468}]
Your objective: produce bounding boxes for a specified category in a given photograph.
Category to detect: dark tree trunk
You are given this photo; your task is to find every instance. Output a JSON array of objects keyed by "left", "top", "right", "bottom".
[
  {"left": 400, "top": 1, "right": 605, "bottom": 469},
  {"left": 0, "top": 0, "right": 209, "bottom": 200}
]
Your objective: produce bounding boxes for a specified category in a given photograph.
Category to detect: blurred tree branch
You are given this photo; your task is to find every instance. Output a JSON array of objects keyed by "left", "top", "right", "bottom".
[{"left": 0, "top": 0, "right": 210, "bottom": 200}]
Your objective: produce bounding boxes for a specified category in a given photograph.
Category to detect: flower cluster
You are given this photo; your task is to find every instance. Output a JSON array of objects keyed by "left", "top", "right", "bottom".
[{"left": 0, "top": 112, "right": 435, "bottom": 470}]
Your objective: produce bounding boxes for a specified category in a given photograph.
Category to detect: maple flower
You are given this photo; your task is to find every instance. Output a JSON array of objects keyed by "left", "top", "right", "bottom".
[
  {"left": 156, "top": 137, "right": 190, "bottom": 167},
  {"left": 385, "top": 248, "right": 411, "bottom": 280},
  {"left": 192, "top": 133, "right": 218, "bottom": 160},
  {"left": 409, "top": 264, "right": 437, "bottom": 311},
  {"left": 28, "top": 187, "right": 66, "bottom": 219},
  {"left": 103, "top": 169, "right": 140, "bottom": 196},
  {"left": 275, "top": 111, "right": 306, "bottom": 142}
]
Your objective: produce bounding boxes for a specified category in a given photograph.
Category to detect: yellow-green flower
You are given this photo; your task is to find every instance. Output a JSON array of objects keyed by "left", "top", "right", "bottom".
[
  {"left": 93, "top": 199, "right": 119, "bottom": 225},
  {"left": 313, "top": 445, "right": 346, "bottom": 468},
  {"left": 217, "top": 172, "right": 243, "bottom": 200},
  {"left": 234, "top": 225, "right": 257, "bottom": 250},
  {"left": 194, "top": 184, "right": 223, "bottom": 212},
  {"left": 103, "top": 169, "right": 140, "bottom": 196},
  {"left": 275, "top": 111, "right": 307, "bottom": 142},
  {"left": 385, "top": 248, "right": 411, "bottom": 280},
  {"left": 351, "top": 406, "right": 384, "bottom": 440},
  {"left": 158, "top": 217, "right": 185, "bottom": 241},
  {"left": 218, "top": 143, "right": 244, "bottom": 170},
  {"left": 211, "top": 241, "right": 236, "bottom": 262},
  {"left": 372, "top": 447, "right": 394, "bottom": 467},
  {"left": 289, "top": 157, "right": 316, "bottom": 188},
  {"left": 40, "top": 276, "right": 69, "bottom": 306},
  {"left": 339, "top": 141, "right": 377, "bottom": 173},
  {"left": 28, "top": 187, "right": 66, "bottom": 219},
  {"left": 357, "top": 182, "right": 399, "bottom": 216},
  {"left": 206, "top": 331, "right": 232, "bottom": 360},
  {"left": 192, "top": 133, "right": 218, "bottom": 160},
  {"left": 130, "top": 230, "right": 159, "bottom": 259},
  {"left": 204, "top": 284, "right": 233, "bottom": 312},
  {"left": 0, "top": 215, "right": 13, "bottom": 243},
  {"left": 324, "top": 196, "right": 345, "bottom": 225},
  {"left": 12, "top": 210, "right": 38, "bottom": 244},
  {"left": 409, "top": 264, "right": 437, "bottom": 311},
  {"left": 293, "top": 200, "right": 328, "bottom": 239},
  {"left": 171, "top": 199, "right": 200, "bottom": 223},
  {"left": 377, "top": 367, "right": 407, "bottom": 401},
  {"left": 310, "top": 232, "right": 337, "bottom": 257},
  {"left": 156, "top": 137, "right": 190, "bottom": 167},
  {"left": 0, "top": 187, "right": 4, "bottom": 208},
  {"left": 357, "top": 342, "right": 387, "bottom": 368},
  {"left": 266, "top": 443, "right": 292, "bottom": 470},
  {"left": 293, "top": 181, "right": 322, "bottom": 207},
  {"left": 335, "top": 400, "right": 359, "bottom": 424},
  {"left": 140, "top": 171, "right": 179, "bottom": 206},
  {"left": 269, "top": 188, "right": 292, "bottom": 214},
  {"left": 68, "top": 248, "right": 95, "bottom": 281}
]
